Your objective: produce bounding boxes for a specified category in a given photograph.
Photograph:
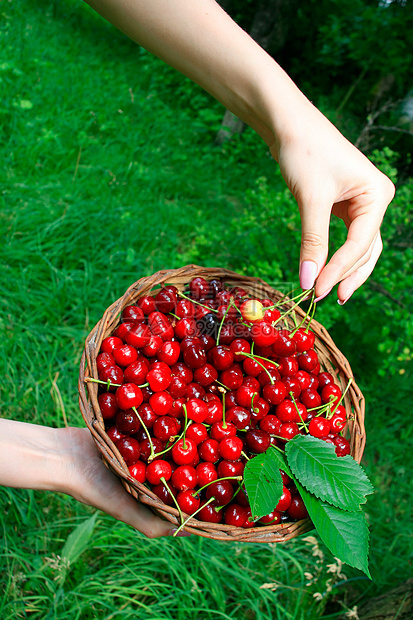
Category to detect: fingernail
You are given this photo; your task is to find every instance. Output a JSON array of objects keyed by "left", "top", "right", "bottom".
[
  {"left": 299, "top": 261, "right": 318, "bottom": 290},
  {"left": 337, "top": 294, "right": 351, "bottom": 306},
  {"left": 170, "top": 528, "right": 192, "bottom": 537},
  {"left": 314, "top": 287, "right": 332, "bottom": 302}
]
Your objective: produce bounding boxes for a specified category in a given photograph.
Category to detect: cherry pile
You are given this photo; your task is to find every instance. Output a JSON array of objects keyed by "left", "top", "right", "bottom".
[{"left": 93, "top": 277, "right": 351, "bottom": 529}]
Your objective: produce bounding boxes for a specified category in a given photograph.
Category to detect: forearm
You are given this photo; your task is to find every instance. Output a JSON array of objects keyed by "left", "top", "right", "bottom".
[
  {"left": 0, "top": 419, "right": 70, "bottom": 493},
  {"left": 84, "top": 0, "right": 309, "bottom": 154}
]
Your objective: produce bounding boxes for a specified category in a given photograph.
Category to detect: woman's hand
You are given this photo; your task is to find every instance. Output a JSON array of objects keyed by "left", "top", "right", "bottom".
[
  {"left": 60, "top": 427, "right": 178, "bottom": 538},
  {"left": 271, "top": 101, "right": 395, "bottom": 302},
  {"left": 0, "top": 420, "right": 182, "bottom": 538}
]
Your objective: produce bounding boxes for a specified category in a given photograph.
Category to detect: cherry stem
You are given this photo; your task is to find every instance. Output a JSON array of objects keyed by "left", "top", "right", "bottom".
[
  {"left": 172, "top": 496, "right": 217, "bottom": 536},
  {"left": 289, "top": 392, "right": 309, "bottom": 432},
  {"left": 222, "top": 393, "right": 227, "bottom": 429},
  {"left": 241, "top": 450, "right": 251, "bottom": 461},
  {"left": 160, "top": 476, "right": 184, "bottom": 525},
  {"left": 265, "top": 287, "right": 313, "bottom": 311},
  {"left": 177, "top": 290, "right": 218, "bottom": 313},
  {"left": 235, "top": 351, "right": 277, "bottom": 384},
  {"left": 182, "top": 403, "right": 188, "bottom": 450},
  {"left": 216, "top": 300, "right": 235, "bottom": 346},
  {"left": 192, "top": 476, "right": 242, "bottom": 498},
  {"left": 289, "top": 289, "right": 316, "bottom": 337},
  {"left": 330, "top": 377, "right": 353, "bottom": 416},
  {"left": 215, "top": 484, "right": 242, "bottom": 512},
  {"left": 85, "top": 377, "right": 122, "bottom": 389},
  {"left": 216, "top": 379, "right": 230, "bottom": 391},
  {"left": 149, "top": 426, "right": 188, "bottom": 461},
  {"left": 272, "top": 290, "right": 315, "bottom": 328},
  {"left": 132, "top": 406, "right": 155, "bottom": 461}
]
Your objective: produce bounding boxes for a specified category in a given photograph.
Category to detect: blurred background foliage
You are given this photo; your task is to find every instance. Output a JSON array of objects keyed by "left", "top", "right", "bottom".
[{"left": 0, "top": 0, "right": 412, "bottom": 618}]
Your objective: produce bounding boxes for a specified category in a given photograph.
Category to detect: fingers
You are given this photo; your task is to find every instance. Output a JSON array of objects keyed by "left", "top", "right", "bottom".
[
  {"left": 315, "top": 202, "right": 384, "bottom": 297},
  {"left": 336, "top": 234, "right": 383, "bottom": 303},
  {"left": 298, "top": 197, "right": 331, "bottom": 291}
]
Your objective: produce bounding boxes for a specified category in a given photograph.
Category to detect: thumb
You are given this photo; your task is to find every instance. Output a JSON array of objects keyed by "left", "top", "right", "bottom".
[{"left": 298, "top": 201, "right": 330, "bottom": 291}]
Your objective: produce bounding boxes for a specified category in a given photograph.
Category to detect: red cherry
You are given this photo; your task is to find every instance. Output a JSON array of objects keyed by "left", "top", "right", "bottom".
[
  {"left": 98, "top": 364, "right": 124, "bottom": 390},
  {"left": 122, "top": 305, "right": 145, "bottom": 323},
  {"left": 333, "top": 436, "right": 351, "bottom": 457},
  {"left": 185, "top": 398, "right": 208, "bottom": 423},
  {"left": 98, "top": 392, "right": 118, "bottom": 420},
  {"left": 198, "top": 438, "right": 220, "bottom": 463},
  {"left": 116, "top": 383, "right": 143, "bottom": 410},
  {"left": 116, "top": 409, "right": 141, "bottom": 434},
  {"left": 149, "top": 391, "right": 173, "bottom": 415},
  {"left": 276, "top": 486, "right": 292, "bottom": 512},
  {"left": 300, "top": 388, "right": 322, "bottom": 409},
  {"left": 124, "top": 359, "right": 149, "bottom": 385},
  {"left": 259, "top": 415, "right": 282, "bottom": 436},
  {"left": 204, "top": 400, "right": 223, "bottom": 424},
  {"left": 116, "top": 436, "right": 141, "bottom": 465},
  {"left": 217, "top": 459, "right": 245, "bottom": 478},
  {"left": 152, "top": 482, "right": 177, "bottom": 505},
  {"left": 211, "top": 345, "right": 234, "bottom": 371},
  {"left": 220, "top": 365, "right": 244, "bottom": 390},
  {"left": 147, "top": 367, "right": 172, "bottom": 392},
  {"left": 225, "top": 504, "right": 248, "bottom": 526},
  {"left": 171, "top": 465, "right": 198, "bottom": 491},
  {"left": 171, "top": 437, "right": 197, "bottom": 465},
  {"left": 257, "top": 364, "right": 280, "bottom": 387},
  {"left": 317, "top": 371, "right": 335, "bottom": 390},
  {"left": 272, "top": 330, "right": 297, "bottom": 357},
  {"left": 218, "top": 436, "right": 243, "bottom": 461},
  {"left": 205, "top": 479, "right": 234, "bottom": 506},
  {"left": 198, "top": 500, "right": 222, "bottom": 523},
  {"left": 186, "top": 382, "right": 206, "bottom": 400},
  {"left": 189, "top": 277, "right": 210, "bottom": 300},
  {"left": 97, "top": 352, "right": 115, "bottom": 373},
  {"left": 153, "top": 416, "right": 179, "bottom": 442},
  {"left": 251, "top": 397, "right": 270, "bottom": 422},
  {"left": 194, "top": 363, "right": 218, "bottom": 387},
  {"left": 309, "top": 417, "right": 331, "bottom": 438},
  {"left": 321, "top": 384, "right": 342, "bottom": 406},
  {"left": 245, "top": 429, "right": 271, "bottom": 453},
  {"left": 330, "top": 411, "right": 347, "bottom": 433},
  {"left": 292, "top": 328, "right": 315, "bottom": 353},
  {"left": 196, "top": 462, "right": 218, "bottom": 487},
  {"left": 278, "top": 356, "right": 299, "bottom": 377},
  {"left": 297, "top": 350, "right": 319, "bottom": 372},
  {"left": 158, "top": 341, "right": 181, "bottom": 366},
  {"left": 259, "top": 510, "right": 281, "bottom": 525},
  {"left": 142, "top": 334, "right": 163, "bottom": 357},
  {"left": 139, "top": 437, "right": 164, "bottom": 462},
  {"left": 148, "top": 311, "right": 174, "bottom": 341},
  {"left": 287, "top": 496, "right": 309, "bottom": 520},
  {"left": 183, "top": 343, "right": 207, "bottom": 369},
  {"left": 146, "top": 459, "right": 172, "bottom": 485},
  {"left": 128, "top": 461, "right": 146, "bottom": 483},
  {"left": 168, "top": 376, "right": 188, "bottom": 399},
  {"left": 186, "top": 423, "right": 208, "bottom": 445},
  {"left": 177, "top": 490, "right": 201, "bottom": 514},
  {"left": 210, "top": 421, "right": 237, "bottom": 441},
  {"left": 171, "top": 362, "right": 193, "bottom": 384},
  {"left": 230, "top": 338, "right": 251, "bottom": 360},
  {"left": 176, "top": 299, "right": 196, "bottom": 318},
  {"left": 243, "top": 357, "right": 263, "bottom": 377},
  {"left": 278, "top": 422, "right": 300, "bottom": 441},
  {"left": 250, "top": 321, "right": 278, "bottom": 347},
  {"left": 262, "top": 381, "right": 287, "bottom": 406},
  {"left": 242, "top": 508, "right": 256, "bottom": 529},
  {"left": 137, "top": 295, "right": 156, "bottom": 315},
  {"left": 125, "top": 323, "right": 152, "bottom": 348},
  {"left": 101, "top": 336, "right": 123, "bottom": 354},
  {"left": 113, "top": 321, "right": 134, "bottom": 341},
  {"left": 136, "top": 403, "right": 157, "bottom": 429},
  {"left": 155, "top": 288, "right": 178, "bottom": 314},
  {"left": 226, "top": 405, "right": 251, "bottom": 430},
  {"left": 295, "top": 370, "right": 312, "bottom": 391},
  {"left": 283, "top": 377, "right": 302, "bottom": 400},
  {"left": 107, "top": 426, "right": 126, "bottom": 443}
]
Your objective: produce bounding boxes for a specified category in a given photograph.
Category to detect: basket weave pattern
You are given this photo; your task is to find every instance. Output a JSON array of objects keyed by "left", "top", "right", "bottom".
[{"left": 79, "top": 265, "right": 365, "bottom": 542}]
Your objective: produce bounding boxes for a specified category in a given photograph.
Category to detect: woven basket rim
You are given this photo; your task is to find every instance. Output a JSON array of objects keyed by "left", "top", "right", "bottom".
[{"left": 78, "top": 265, "right": 365, "bottom": 542}]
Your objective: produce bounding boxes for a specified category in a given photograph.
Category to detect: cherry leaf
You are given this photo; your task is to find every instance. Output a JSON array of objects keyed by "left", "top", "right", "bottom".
[
  {"left": 243, "top": 451, "right": 284, "bottom": 520},
  {"left": 285, "top": 435, "right": 374, "bottom": 511},
  {"left": 297, "top": 482, "right": 371, "bottom": 578}
]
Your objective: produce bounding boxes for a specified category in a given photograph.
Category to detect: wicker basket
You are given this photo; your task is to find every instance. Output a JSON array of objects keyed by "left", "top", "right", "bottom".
[{"left": 78, "top": 265, "right": 365, "bottom": 542}]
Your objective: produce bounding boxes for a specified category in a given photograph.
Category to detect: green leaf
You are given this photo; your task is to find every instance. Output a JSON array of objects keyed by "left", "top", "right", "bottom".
[
  {"left": 61, "top": 512, "right": 99, "bottom": 565},
  {"left": 267, "top": 445, "right": 293, "bottom": 478},
  {"left": 298, "top": 483, "right": 371, "bottom": 578},
  {"left": 243, "top": 451, "right": 284, "bottom": 520},
  {"left": 286, "top": 435, "right": 374, "bottom": 511}
]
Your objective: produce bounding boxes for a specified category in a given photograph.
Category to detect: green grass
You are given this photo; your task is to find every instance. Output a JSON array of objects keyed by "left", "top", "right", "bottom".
[{"left": 1, "top": 0, "right": 412, "bottom": 618}]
